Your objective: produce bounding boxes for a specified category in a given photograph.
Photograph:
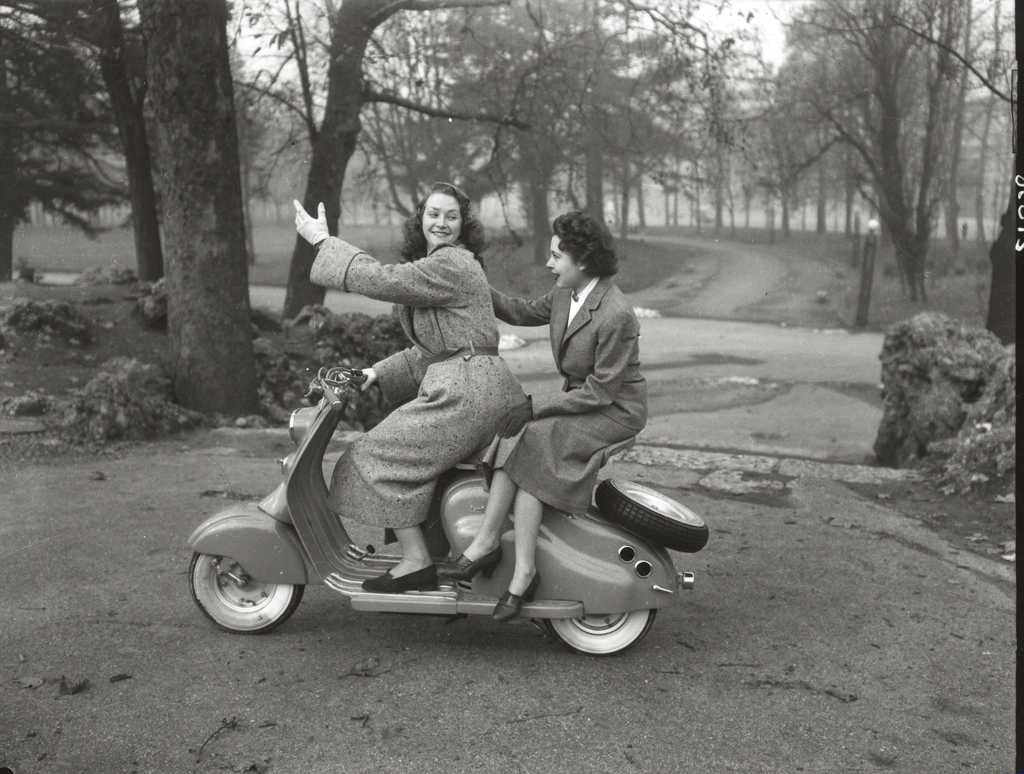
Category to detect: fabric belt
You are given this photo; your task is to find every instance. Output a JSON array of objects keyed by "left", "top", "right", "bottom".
[{"left": 422, "top": 344, "right": 500, "bottom": 366}]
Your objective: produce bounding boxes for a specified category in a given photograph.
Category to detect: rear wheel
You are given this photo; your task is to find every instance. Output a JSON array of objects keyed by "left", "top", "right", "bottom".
[
  {"left": 544, "top": 609, "right": 656, "bottom": 656},
  {"left": 189, "top": 552, "right": 304, "bottom": 634}
]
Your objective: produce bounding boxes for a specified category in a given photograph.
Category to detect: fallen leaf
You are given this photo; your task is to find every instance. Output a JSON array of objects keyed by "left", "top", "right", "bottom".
[
  {"left": 994, "top": 493, "right": 1015, "bottom": 504},
  {"left": 58, "top": 676, "right": 89, "bottom": 695},
  {"left": 939, "top": 484, "right": 956, "bottom": 496},
  {"left": 108, "top": 673, "right": 132, "bottom": 683},
  {"left": 89, "top": 471, "right": 106, "bottom": 481},
  {"left": 965, "top": 533, "right": 987, "bottom": 543},
  {"left": 17, "top": 676, "right": 44, "bottom": 689},
  {"left": 875, "top": 492, "right": 891, "bottom": 500},
  {"left": 1001, "top": 553, "right": 1015, "bottom": 563}
]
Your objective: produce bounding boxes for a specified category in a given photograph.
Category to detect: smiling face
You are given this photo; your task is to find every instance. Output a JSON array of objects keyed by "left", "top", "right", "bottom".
[
  {"left": 546, "top": 235, "right": 588, "bottom": 290},
  {"left": 422, "top": 192, "right": 463, "bottom": 251}
]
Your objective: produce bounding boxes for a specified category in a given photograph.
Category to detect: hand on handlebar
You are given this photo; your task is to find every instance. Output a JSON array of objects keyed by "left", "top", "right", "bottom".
[{"left": 359, "top": 368, "right": 378, "bottom": 392}]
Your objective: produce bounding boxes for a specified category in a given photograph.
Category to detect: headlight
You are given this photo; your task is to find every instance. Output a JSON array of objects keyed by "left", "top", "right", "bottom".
[{"left": 288, "top": 406, "right": 318, "bottom": 445}]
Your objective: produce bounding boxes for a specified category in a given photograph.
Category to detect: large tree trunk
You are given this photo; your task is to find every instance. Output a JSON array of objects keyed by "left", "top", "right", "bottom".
[
  {"left": 283, "top": 3, "right": 373, "bottom": 319},
  {"left": 96, "top": 0, "right": 164, "bottom": 282},
  {"left": 985, "top": 178, "right": 1015, "bottom": 342},
  {"left": 139, "top": 0, "right": 259, "bottom": 415}
]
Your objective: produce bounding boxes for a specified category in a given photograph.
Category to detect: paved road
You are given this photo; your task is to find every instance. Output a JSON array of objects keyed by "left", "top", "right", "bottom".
[{"left": 0, "top": 433, "right": 1013, "bottom": 773}]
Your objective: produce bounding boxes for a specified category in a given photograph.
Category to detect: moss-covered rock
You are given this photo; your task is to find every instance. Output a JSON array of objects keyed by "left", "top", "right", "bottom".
[
  {"left": 56, "top": 357, "right": 205, "bottom": 443},
  {"left": 873, "top": 313, "right": 1014, "bottom": 490},
  {"left": 1, "top": 298, "right": 94, "bottom": 345}
]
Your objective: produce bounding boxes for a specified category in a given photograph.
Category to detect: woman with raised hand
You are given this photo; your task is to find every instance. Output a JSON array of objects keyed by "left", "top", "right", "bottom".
[
  {"left": 444, "top": 211, "right": 647, "bottom": 621},
  {"left": 293, "top": 182, "right": 523, "bottom": 594}
]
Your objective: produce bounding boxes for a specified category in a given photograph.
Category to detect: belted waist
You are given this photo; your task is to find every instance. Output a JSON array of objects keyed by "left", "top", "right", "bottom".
[{"left": 422, "top": 344, "right": 500, "bottom": 366}]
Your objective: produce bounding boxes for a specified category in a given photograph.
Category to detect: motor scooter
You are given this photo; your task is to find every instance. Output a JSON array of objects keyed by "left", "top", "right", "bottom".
[{"left": 187, "top": 366, "right": 708, "bottom": 655}]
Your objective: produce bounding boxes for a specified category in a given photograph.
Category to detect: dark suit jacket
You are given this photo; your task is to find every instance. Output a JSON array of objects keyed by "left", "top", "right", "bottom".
[{"left": 491, "top": 278, "right": 647, "bottom": 431}]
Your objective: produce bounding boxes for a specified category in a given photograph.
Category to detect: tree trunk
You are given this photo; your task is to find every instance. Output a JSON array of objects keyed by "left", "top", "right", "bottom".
[
  {"left": 618, "top": 157, "right": 630, "bottom": 241},
  {"left": 944, "top": 0, "right": 971, "bottom": 256},
  {"left": 843, "top": 170, "right": 854, "bottom": 236},
  {"left": 0, "top": 214, "right": 13, "bottom": 282},
  {"left": 816, "top": 163, "right": 827, "bottom": 234},
  {"left": 985, "top": 178, "right": 1015, "bottom": 342},
  {"left": 781, "top": 192, "right": 790, "bottom": 239},
  {"left": 0, "top": 33, "right": 13, "bottom": 283},
  {"left": 975, "top": 93, "right": 995, "bottom": 243},
  {"left": 283, "top": 3, "right": 374, "bottom": 319},
  {"left": 139, "top": 0, "right": 259, "bottom": 415},
  {"left": 525, "top": 152, "right": 551, "bottom": 266},
  {"left": 96, "top": 0, "right": 164, "bottom": 282},
  {"left": 663, "top": 187, "right": 670, "bottom": 226},
  {"left": 636, "top": 175, "right": 645, "bottom": 228},
  {"left": 585, "top": 123, "right": 603, "bottom": 222}
]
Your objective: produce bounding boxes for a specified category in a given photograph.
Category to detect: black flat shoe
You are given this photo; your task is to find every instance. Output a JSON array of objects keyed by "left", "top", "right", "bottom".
[
  {"left": 440, "top": 546, "right": 503, "bottom": 581},
  {"left": 491, "top": 573, "right": 540, "bottom": 622},
  {"left": 362, "top": 564, "right": 438, "bottom": 593}
]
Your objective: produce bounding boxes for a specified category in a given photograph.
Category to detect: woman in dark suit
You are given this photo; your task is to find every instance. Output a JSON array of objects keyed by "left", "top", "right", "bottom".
[
  {"left": 444, "top": 211, "right": 648, "bottom": 620},
  {"left": 294, "top": 183, "right": 524, "bottom": 593}
]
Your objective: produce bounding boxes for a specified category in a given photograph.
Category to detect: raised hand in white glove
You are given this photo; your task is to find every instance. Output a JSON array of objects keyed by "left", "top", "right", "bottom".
[{"left": 293, "top": 200, "right": 329, "bottom": 246}]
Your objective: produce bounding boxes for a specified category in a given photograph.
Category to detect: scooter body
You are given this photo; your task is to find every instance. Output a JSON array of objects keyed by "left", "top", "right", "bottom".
[{"left": 188, "top": 370, "right": 701, "bottom": 654}]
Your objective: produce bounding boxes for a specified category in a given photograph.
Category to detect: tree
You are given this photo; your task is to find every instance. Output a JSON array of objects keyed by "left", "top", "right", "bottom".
[
  {"left": 794, "top": 0, "right": 965, "bottom": 302},
  {"left": 10, "top": 0, "right": 165, "bottom": 281},
  {"left": 240, "top": 0, "right": 524, "bottom": 319},
  {"left": 138, "top": 0, "right": 259, "bottom": 414},
  {"left": 0, "top": 4, "right": 124, "bottom": 280}
]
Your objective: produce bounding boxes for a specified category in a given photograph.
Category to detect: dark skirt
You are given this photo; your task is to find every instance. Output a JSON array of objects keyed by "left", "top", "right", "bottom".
[{"left": 481, "top": 411, "right": 636, "bottom": 513}]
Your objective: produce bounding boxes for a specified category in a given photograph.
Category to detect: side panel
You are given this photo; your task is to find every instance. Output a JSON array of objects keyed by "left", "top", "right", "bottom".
[
  {"left": 188, "top": 504, "right": 314, "bottom": 585},
  {"left": 445, "top": 473, "right": 678, "bottom": 614}
]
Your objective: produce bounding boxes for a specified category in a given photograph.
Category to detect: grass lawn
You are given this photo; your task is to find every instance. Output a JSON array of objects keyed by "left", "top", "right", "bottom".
[
  {"left": 13, "top": 222, "right": 695, "bottom": 300},
  {"left": 643, "top": 225, "right": 994, "bottom": 331}
]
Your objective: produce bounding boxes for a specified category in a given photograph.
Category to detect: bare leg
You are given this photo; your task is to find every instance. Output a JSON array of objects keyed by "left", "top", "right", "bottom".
[
  {"left": 507, "top": 489, "right": 543, "bottom": 595},
  {"left": 390, "top": 526, "right": 433, "bottom": 577},
  {"left": 462, "top": 470, "right": 517, "bottom": 561}
]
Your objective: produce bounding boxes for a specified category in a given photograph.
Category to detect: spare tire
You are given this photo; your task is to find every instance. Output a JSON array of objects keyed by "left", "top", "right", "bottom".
[{"left": 595, "top": 479, "right": 709, "bottom": 553}]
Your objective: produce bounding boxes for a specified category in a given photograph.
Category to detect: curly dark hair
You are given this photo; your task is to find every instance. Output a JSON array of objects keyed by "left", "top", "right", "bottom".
[
  {"left": 551, "top": 211, "right": 618, "bottom": 277},
  {"left": 400, "top": 182, "right": 486, "bottom": 264}
]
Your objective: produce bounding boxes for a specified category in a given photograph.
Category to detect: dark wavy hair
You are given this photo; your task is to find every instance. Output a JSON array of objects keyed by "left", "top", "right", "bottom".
[
  {"left": 400, "top": 182, "right": 486, "bottom": 264},
  {"left": 552, "top": 211, "right": 618, "bottom": 277}
]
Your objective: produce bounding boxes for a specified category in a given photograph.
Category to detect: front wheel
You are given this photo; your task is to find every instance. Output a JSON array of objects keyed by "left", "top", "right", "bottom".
[
  {"left": 544, "top": 609, "right": 656, "bottom": 656},
  {"left": 189, "top": 553, "right": 304, "bottom": 634}
]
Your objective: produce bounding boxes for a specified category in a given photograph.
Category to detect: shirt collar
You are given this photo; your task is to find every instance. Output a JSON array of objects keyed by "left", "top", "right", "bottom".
[{"left": 572, "top": 276, "right": 599, "bottom": 304}]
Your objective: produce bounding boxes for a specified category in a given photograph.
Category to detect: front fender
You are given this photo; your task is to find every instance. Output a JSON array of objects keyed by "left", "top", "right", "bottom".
[{"left": 188, "top": 504, "right": 313, "bottom": 585}]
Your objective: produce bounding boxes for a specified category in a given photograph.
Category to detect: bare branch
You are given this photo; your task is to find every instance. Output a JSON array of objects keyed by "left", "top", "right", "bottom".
[
  {"left": 362, "top": 88, "right": 530, "bottom": 130},
  {"left": 367, "top": 0, "right": 509, "bottom": 28}
]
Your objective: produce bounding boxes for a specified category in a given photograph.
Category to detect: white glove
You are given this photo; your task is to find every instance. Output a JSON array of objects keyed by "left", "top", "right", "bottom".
[
  {"left": 293, "top": 200, "right": 329, "bottom": 246},
  {"left": 360, "top": 368, "right": 378, "bottom": 392}
]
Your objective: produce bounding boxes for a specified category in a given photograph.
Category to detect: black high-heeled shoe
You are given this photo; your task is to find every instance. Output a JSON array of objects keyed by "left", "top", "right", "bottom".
[
  {"left": 491, "top": 572, "right": 540, "bottom": 622},
  {"left": 362, "top": 564, "right": 438, "bottom": 593},
  {"left": 440, "top": 545, "right": 503, "bottom": 581}
]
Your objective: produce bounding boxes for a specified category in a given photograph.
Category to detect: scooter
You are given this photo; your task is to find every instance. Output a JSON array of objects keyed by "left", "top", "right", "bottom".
[{"left": 187, "top": 366, "right": 709, "bottom": 655}]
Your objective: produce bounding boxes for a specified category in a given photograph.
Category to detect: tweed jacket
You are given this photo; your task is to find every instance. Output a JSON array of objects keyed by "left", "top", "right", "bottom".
[
  {"left": 312, "top": 237, "right": 500, "bottom": 407},
  {"left": 490, "top": 278, "right": 647, "bottom": 431}
]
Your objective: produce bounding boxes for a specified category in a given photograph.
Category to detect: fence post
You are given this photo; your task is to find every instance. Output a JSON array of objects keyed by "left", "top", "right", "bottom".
[{"left": 854, "top": 219, "right": 879, "bottom": 327}]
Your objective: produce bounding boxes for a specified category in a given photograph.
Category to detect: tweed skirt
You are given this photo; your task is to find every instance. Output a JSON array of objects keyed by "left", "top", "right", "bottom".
[
  {"left": 327, "top": 355, "right": 523, "bottom": 528},
  {"left": 481, "top": 411, "right": 637, "bottom": 513}
]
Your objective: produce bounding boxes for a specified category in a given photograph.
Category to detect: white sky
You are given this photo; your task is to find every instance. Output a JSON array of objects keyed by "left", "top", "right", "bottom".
[{"left": 693, "top": 0, "right": 813, "bottom": 66}]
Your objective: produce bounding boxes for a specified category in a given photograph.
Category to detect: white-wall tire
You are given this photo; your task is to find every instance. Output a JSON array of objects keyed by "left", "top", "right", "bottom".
[
  {"left": 189, "top": 552, "right": 304, "bottom": 634},
  {"left": 544, "top": 609, "right": 656, "bottom": 655}
]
